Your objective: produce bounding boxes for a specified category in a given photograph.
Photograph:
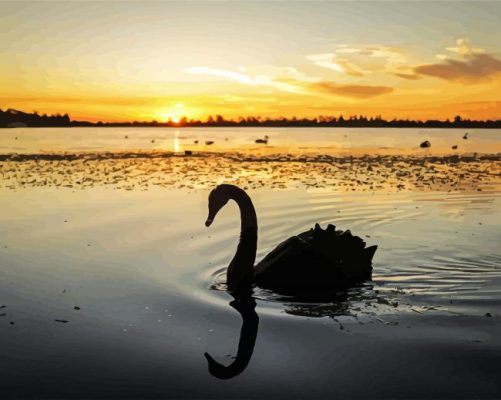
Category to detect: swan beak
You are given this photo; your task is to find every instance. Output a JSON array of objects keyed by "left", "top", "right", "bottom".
[{"left": 205, "top": 218, "right": 213, "bottom": 227}]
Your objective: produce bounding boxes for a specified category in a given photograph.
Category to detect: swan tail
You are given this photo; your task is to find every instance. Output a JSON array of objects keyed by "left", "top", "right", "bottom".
[
  {"left": 309, "top": 224, "right": 377, "bottom": 283},
  {"left": 363, "top": 245, "right": 378, "bottom": 263}
]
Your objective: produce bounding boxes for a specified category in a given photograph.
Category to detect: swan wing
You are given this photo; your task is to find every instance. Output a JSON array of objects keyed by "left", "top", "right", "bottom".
[
  {"left": 253, "top": 224, "right": 376, "bottom": 292},
  {"left": 254, "top": 235, "right": 310, "bottom": 275}
]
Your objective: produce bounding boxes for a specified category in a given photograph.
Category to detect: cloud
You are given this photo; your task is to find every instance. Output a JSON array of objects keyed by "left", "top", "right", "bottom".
[
  {"left": 184, "top": 67, "right": 255, "bottom": 85},
  {"left": 445, "top": 38, "right": 485, "bottom": 56},
  {"left": 336, "top": 44, "right": 405, "bottom": 59},
  {"left": 183, "top": 66, "right": 303, "bottom": 93},
  {"left": 390, "top": 39, "right": 501, "bottom": 83},
  {"left": 394, "top": 72, "right": 421, "bottom": 80},
  {"left": 414, "top": 53, "right": 501, "bottom": 83},
  {"left": 336, "top": 59, "right": 368, "bottom": 77},
  {"left": 307, "top": 44, "right": 407, "bottom": 77},
  {"left": 185, "top": 65, "right": 394, "bottom": 99},
  {"left": 309, "top": 81, "right": 393, "bottom": 98},
  {"left": 261, "top": 66, "right": 318, "bottom": 83},
  {"left": 306, "top": 53, "right": 369, "bottom": 77},
  {"left": 307, "top": 53, "right": 345, "bottom": 73}
]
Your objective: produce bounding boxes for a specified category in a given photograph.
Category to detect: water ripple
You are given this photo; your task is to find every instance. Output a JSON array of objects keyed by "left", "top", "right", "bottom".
[{"left": 174, "top": 189, "right": 501, "bottom": 317}]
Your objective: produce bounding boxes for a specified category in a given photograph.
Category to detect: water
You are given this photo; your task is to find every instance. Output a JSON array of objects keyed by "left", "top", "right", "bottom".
[
  {"left": 0, "top": 128, "right": 500, "bottom": 398},
  {"left": 1, "top": 126, "right": 501, "bottom": 155}
]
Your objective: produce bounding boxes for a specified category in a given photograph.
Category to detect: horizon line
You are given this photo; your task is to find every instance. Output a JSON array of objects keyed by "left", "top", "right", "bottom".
[{"left": 2, "top": 107, "right": 501, "bottom": 128}]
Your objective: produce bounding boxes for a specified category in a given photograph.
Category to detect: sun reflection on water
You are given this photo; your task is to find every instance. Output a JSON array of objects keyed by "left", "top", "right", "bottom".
[{"left": 174, "top": 130, "right": 180, "bottom": 153}]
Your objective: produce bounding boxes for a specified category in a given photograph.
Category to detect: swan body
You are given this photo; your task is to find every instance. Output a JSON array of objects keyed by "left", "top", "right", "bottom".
[
  {"left": 255, "top": 135, "right": 269, "bottom": 144},
  {"left": 206, "top": 184, "right": 377, "bottom": 293},
  {"left": 254, "top": 223, "right": 376, "bottom": 293}
]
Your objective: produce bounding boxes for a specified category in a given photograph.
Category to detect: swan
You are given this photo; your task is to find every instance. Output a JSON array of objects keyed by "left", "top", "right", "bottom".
[
  {"left": 255, "top": 135, "right": 269, "bottom": 144},
  {"left": 205, "top": 184, "right": 377, "bottom": 294}
]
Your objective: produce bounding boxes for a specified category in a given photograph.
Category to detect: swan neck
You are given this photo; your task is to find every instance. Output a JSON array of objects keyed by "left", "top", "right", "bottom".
[
  {"left": 230, "top": 187, "right": 257, "bottom": 233},
  {"left": 226, "top": 187, "right": 257, "bottom": 290}
]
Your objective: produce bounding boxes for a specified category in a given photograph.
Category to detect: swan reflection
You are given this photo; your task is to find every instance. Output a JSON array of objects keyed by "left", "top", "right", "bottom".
[
  {"left": 204, "top": 294, "right": 259, "bottom": 379},
  {"left": 204, "top": 284, "right": 405, "bottom": 379}
]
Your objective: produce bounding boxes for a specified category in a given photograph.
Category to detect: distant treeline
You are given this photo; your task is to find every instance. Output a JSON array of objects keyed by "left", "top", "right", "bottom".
[
  {"left": 0, "top": 109, "right": 70, "bottom": 128},
  {"left": 2, "top": 108, "right": 501, "bottom": 128}
]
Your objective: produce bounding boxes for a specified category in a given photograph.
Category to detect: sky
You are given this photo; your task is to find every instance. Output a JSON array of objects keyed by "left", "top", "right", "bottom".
[{"left": 1, "top": 1, "right": 501, "bottom": 122}]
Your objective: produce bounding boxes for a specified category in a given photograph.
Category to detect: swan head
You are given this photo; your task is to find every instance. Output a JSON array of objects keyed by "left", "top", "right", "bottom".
[
  {"left": 205, "top": 185, "right": 231, "bottom": 227},
  {"left": 204, "top": 352, "right": 234, "bottom": 379}
]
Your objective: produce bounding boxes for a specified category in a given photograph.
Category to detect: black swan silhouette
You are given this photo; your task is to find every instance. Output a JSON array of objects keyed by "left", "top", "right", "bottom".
[
  {"left": 205, "top": 184, "right": 377, "bottom": 294},
  {"left": 204, "top": 294, "right": 259, "bottom": 379}
]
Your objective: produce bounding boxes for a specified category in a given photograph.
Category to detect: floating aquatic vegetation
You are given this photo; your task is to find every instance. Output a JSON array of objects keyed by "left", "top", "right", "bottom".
[{"left": 0, "top": 151, "right": 499, "bottom": 193}]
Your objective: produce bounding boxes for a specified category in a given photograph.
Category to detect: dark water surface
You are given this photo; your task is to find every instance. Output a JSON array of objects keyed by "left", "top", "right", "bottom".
[
  {"left": 1, "top": 127, "right": 500, "bottom": 398},
  {"left": 1, "top": 185, "right": 500, "bottom": 398}
]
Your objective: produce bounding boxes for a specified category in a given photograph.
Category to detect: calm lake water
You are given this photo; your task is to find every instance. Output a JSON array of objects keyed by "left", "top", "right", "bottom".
[
  {"left": 0, "top": 128, "right": 500, "bottom": 398},
  {"left": 2, "top": 126, "right": 501, "bottom": 155}
]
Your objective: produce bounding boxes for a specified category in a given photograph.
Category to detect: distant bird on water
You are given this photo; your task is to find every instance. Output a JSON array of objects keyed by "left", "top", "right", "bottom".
[
  {"left": 255, "top": 135, "right": 269, "bottom": 144},
  {"left": 205, "top": 140, "right": 214, "bottom": 146},
  {"left": 463, "top": 132, "right": 469, "bottom": 140}
]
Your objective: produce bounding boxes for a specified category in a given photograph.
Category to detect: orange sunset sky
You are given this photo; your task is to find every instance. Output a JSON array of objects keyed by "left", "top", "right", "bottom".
[{"left": 1, "top": 1, "right": 501, "bottom": 122}]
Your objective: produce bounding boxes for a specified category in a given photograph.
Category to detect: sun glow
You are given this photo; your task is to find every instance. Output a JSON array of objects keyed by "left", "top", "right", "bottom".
[
  {"left": 154, "top": 103, "right": 187, "bottom": 124},
  {"left": 156, "top": 112, "right": 181, "bottom": 124}
]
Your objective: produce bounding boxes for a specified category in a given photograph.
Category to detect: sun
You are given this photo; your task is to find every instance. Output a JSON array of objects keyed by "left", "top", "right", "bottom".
[{"left": 171, "top": 116, "right": 180, "bottom": 124}]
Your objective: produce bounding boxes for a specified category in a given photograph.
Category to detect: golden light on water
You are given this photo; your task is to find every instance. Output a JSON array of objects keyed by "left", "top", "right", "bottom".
[{"left": 173, "top": 130, "right": 180, "bottom": 153}]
